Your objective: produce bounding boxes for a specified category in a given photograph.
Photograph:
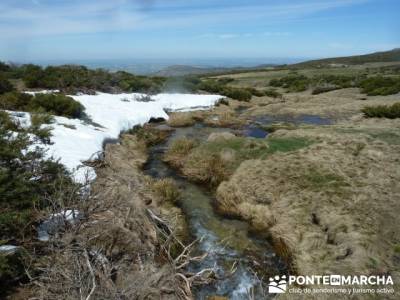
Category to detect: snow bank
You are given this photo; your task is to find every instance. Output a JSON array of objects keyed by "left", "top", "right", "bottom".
[
  {"left": 16, "top": 92, "right": 223, "bottom": 182},
  {"left": 0, "top": 245, "right": 19, "bottom": 254},
  {"left": 25, "top": 89, "right": 60, "bottom": 95}
]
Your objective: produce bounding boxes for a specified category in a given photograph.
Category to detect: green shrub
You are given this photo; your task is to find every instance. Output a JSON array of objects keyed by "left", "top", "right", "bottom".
[
  {"left": 16, "top": 64, "right": 165, "bottom": 93},
  {"left": 0, "top": 92, "right": 32, "bottom": 110},
  {"left": 0, "top": 92, "right": 85, "bottom": 118},
  {"left": 217, "top": 77, "right": 235, "bottom": 85},
  {"left": 163, "top": 76, "right": 201, "bottom": 92},
  {"left": 0, "top": 62, "right": 11, "bottom": 72},
  {"left": 245, "top": 87, "right": 264, "bottom": 97},
  {"left": 0, "top": 76, "right": 14, "bottom": 94},
  {"left": 30, "top": 94, "right": 85, "bottom": 118},
  {"left": 198, "top": 80, "right": 224, "bottom": 94},
  {"left": 222, "top": 87, "right": 252, "bottom": 101},
  {"left": 0, "top": 112, "right": 78, "bottom": 287},
  {"left": 313, "top": 74, "right": 359, "bottom": 89},
  {"left": 269, "top": 74, "right": 311, "bottom": 92},
  {"left": 264, "top": 88, "right": 282, "bottom": 98},
  {"left": 359, "top": 76, "right": 400, "bottom": 96},
  {"left": 215, "top": 98, "right": 229, "bottom": 106},
  {"left": 362, "top": 103, "right": 400, "bottom": 119},
  {"left": 312, "top": 86, "right": 338, "bottom": 95},
  {"left": 197, "top": 79, "right": 252, "bottom": 101}
]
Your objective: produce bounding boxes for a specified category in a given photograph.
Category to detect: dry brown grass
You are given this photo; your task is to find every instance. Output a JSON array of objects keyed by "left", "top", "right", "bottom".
[
  {"left": 167, "top": 112, "right": 196, "bottom": 127},
  {"left": 164, "top": 137, "right": 197, "bottom": 168},
  {"left": 152, "top": 178, "right": 181, "bottom": 204},
  {"left": 34, "top": 134, "right": 193, "bottom": 300},
  {"left": 216, "top": 126, "right": 400, "bottom": 298},
  {"left": 182, "top": 151, "right": 229, "bottom": 186}
]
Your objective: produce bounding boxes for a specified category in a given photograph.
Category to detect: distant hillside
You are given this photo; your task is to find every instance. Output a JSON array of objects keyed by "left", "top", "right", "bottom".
[
  {"left": 154, "top": 64, "right": 276, "bottom": 77},
  {"left": 292, "top": 48, "right": 400, "bottom": 68}
]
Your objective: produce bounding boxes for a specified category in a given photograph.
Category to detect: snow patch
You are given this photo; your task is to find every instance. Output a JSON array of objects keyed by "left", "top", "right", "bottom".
[
  {"left": 13, "top": 92, "right": 223, "bottom": 182},
  {"left": 0, "top": 245, "right": 19, "bottom": 254}
]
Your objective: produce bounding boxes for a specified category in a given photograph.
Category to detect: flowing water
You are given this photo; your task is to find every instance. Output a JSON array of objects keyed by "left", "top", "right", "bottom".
[{"left": 144, "top": 124, "right": 287, "bottom": 299}]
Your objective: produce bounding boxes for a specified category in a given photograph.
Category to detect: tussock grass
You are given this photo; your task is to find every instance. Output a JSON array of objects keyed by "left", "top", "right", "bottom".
[
  {"left": 152, "top": 178, "right": 181, "bottom": 203},
  {"left": 126, "top": 125, "right": 171, "bottom": 146},
  {"left": 164, "top": 137, "right": 197, "bottom": 168},
  {"left": 167, "top": 112, "right": 196, "bottom": 127},
  {"left": 167, "top": 137, "right": 196, "bottom": 156},
  {"left": 165, "top": 134, "right": 313, "bottom": 187},
  {"left": 215, "top": 127, "right": 400, "bottom": 285}
]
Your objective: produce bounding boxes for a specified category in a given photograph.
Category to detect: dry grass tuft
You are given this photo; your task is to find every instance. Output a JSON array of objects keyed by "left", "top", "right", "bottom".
[
  {"left": 182, "top": 151, "right": 229, "bottom": 186},
  {"left": 152, "top": 178, "right": 181, "bottom": 203},
  {"left": 164, "top": 137, "right": 197, "bottom": 168},
  {"left": 167, "top": 112, "right": 196, "bottom": 127}
]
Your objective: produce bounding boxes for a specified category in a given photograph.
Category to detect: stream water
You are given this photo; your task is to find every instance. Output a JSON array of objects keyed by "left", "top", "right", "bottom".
[{"left": 144, "top": 124, "right": 287, "bottom": 300}]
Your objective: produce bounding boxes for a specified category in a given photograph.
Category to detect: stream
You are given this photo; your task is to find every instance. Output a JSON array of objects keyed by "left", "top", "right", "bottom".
[{"left": 144, "top": 124, "right": 287, "bottom": 300}]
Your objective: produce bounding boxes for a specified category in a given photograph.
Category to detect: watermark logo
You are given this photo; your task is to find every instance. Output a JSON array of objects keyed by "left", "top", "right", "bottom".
[
  {"left": 266, "top": 275, "right": 394, "bottom": 295},
  {"left": 268, "top": 275, "right": 287, "bottom": 293}
]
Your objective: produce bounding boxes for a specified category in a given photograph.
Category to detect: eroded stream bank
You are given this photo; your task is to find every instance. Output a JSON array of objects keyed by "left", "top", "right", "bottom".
[{"left": 143, "top": 123, "right": 287, "bottom": 299}]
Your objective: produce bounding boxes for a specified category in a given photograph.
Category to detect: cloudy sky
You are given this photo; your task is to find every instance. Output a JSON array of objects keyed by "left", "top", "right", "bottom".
[{"left": 0, "top": 0, "right": 399, "bottom": 62}]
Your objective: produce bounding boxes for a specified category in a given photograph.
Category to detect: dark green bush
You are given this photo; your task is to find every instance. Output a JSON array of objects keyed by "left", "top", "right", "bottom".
[
  {"left": 264, "top": 88, "right": 282, "bottom": 98},
  {"left": 245, "top": 87, "right": 265, "bottom": 97},
  {"left": 359, "top": 76, "right": 400, "bottom": 96},
  {"left": 0, "top": 92, "right": 85, "bottom": 118},
  {"left": 215, "top": 98, "right": 229, "bottom": 106},
  {"left": 313, "top": 74, "right": 359, "bottom": 89},
  {"left": 0, "top": 62, "right": 11, "bottom": 72},
  {"left": 0, "top": 76, "right": 14, "bottom": 94},
  {"left": 312, "top": 86, "right": 338, "bottom": 95},
  {"left": 163, "top": 76, "right": 201, "bottom": 92},
  {"left": 197, "top": 80, "right": 225, "bottom": 94},
  {"left": 30, "top": 94, "right": 85, "bottom": 118},
  {"left": 197, "top": 79, "right": 252, "bottom": 101},
  {"left": 0, "top": 112, "right": 78, "bottom": 287},
  {"left": 217, "top": 77, "right": 235, "bottom": 85},
  {"left": 269, "top": 74, "right": 311, "bottom": 92},
  {"left": 362, "top": 102, "right": 400, "bottom": 118},
  {"left": 0, "top": 92, "right": 32, "bottom": 110},
  {"left": 222, "top": 87, "right": 252, "bottom": 101},
  {"left": 16, "top": 64, "right": 165, "bottom": 93}
]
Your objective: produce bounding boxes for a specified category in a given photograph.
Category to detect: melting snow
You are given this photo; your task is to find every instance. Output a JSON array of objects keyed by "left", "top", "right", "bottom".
[{"left": 12, "top": 92, "right": 223, "bottom": 182}]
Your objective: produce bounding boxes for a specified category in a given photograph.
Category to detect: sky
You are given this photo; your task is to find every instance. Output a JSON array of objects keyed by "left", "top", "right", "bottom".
[{"left": 0, "top": 0, "right": 399, "bottom": 63}]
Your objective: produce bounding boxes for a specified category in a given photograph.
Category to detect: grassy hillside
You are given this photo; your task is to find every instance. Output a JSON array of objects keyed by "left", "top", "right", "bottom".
[{"left": 292, "top": 48, "right": 400, "bottom": 68}]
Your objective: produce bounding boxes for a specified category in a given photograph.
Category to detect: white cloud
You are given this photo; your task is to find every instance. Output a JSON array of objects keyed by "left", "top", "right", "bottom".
[{"left": 0, "top": 0, "right": 370, "bottom": 38}]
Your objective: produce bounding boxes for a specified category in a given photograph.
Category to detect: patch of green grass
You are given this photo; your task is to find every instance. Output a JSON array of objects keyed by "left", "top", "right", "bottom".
[
  {"left": 267, "top": 137, "right": 313, "bottom": 154},
  {"left": 301, "top": 169, "right": 348, "bottom": 190},
  {"left": 200, "top": 136, "right": 313, "bottom": 161},
  {"left": 368, "top": 131, "right": 400, "bottom": 145},
  {"left": 335, "top": 128, "right": 400, "bottom": 145}
]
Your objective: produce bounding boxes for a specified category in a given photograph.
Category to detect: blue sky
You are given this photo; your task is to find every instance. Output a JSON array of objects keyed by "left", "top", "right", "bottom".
[{"left": 0, "top": 0, "right": 399, "bottom": 62}]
